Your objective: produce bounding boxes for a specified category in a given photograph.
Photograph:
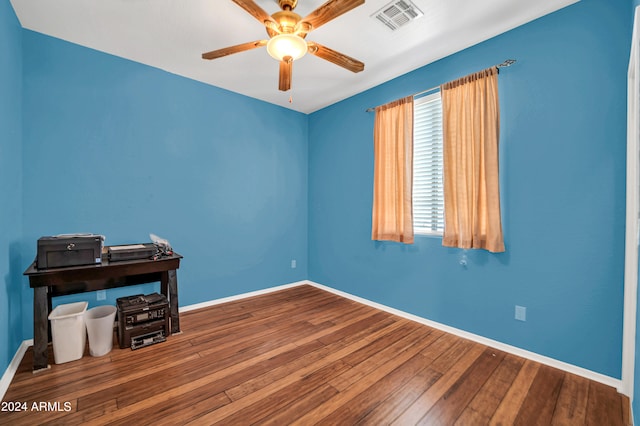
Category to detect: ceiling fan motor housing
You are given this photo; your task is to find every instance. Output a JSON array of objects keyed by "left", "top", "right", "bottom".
[{"left": 267, "top": 10, "right": 304, "bottom": 37}]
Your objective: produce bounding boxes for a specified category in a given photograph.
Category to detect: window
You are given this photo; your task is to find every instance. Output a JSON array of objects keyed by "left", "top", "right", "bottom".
[{"left": 412, "top": 92, "right": 444, "bottom": 235}]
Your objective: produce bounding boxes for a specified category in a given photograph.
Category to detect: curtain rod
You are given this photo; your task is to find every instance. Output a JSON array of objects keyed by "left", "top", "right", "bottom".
[{"left": 365, "top": 59, "right": 517, "bottom": 112}]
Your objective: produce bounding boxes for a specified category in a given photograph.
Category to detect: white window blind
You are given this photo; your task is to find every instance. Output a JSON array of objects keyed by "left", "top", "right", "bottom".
[{"left": 413, "top": 92, "right": 444, "bottom": 235}]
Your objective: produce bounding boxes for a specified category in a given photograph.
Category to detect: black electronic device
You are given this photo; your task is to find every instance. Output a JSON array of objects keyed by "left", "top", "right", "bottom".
[
  {"left": 37, "top": 234, "right": 104, "bottom": 269},
  {"left": 108, "top": 243, "right": 156, "bottom": 262},
  {"left": 131, "top": 329, "right": 167, "bottom": 350},
  {"left": 116, "top": 293, "right": 169, "bottom": 350}
]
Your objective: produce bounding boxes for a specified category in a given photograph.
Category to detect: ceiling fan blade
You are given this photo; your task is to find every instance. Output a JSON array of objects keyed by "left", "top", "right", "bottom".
[
  {"left": 307, "top": 42, "right": 364, "bottom": 73},
  {"left": 301, "top": 0, "right": 364, "bottom": 30},
  {"left": 202, "top": 40, "right": 267, "bottom": 60},
  {"left": 279, "top": 56, "right": 293, "bottom": 91},
  {"left": 231, "top": 0, "right": 277, "bottom": 26}
]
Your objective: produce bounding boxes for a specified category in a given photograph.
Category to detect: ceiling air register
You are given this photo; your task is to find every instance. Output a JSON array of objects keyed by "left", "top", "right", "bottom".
[{"left": 372, "top": 0, "right": 424, "bottom": 31}]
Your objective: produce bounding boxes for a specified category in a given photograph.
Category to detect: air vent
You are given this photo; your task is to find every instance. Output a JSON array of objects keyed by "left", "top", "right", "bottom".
[{"left": 372, "top": 0, "right": 424, "bottom": 31}]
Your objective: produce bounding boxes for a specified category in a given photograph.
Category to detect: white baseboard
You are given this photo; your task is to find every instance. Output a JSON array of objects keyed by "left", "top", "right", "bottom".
[
  {"left": 179, "top": 280, "right": 309, "bottom": 313},
  {"left": 305, "top": 280, "right": 624, "bottom": 394},
  {"left": 0, "top": 339, "right": 33, "bottom": 401}
]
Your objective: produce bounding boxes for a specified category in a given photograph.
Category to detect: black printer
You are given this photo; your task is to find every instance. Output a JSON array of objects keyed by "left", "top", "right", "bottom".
[{"left": 37, "top": 234, "right": 104, "bottom": 269}]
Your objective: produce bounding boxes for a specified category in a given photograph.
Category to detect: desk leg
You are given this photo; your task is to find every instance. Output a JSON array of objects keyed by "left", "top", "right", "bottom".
[
  {"left": 168, "top": 269, "right": 180, "bottom": 333},
  {"left": 33, "top": 286, "right": 49, "bottom": 371}
]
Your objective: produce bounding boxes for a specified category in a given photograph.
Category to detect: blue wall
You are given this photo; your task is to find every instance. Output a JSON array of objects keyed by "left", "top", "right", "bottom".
[
  {"left": 19, "top": 30, "right": 309, "bottom": 335},
  {"left": 308, "top": 0, "right": 630, "bottom": 379},
  {"left": 0, "top": 1, "right": 23, "bottom": 375}
]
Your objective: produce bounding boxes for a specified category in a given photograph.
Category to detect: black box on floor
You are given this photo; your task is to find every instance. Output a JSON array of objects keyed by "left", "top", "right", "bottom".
[{"left": 116, "top": 293, "right": 169, "bottom": 349}]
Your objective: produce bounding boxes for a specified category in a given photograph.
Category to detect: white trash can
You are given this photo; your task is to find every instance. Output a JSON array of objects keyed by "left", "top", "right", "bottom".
[
  {"left": 48, "top": 301, "right": 88, "bottom": 364},
  {"left": 85, "top": 305, "right": 117, "bottom": 357}
]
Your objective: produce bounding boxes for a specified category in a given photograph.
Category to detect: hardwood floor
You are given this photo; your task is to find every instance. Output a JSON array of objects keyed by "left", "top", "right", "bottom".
[{"left": 0, "top": 285, "right": 630, "bottom": 425}]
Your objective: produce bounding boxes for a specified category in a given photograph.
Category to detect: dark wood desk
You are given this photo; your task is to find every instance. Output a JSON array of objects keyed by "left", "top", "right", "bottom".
[{"left": 24, "top": 252, "right": 182, "bottom": 371}]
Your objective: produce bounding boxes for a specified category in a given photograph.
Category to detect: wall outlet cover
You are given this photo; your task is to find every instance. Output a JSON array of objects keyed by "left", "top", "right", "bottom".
[{"left": 515, "top": 305, "right": 526, "bottom": 321}]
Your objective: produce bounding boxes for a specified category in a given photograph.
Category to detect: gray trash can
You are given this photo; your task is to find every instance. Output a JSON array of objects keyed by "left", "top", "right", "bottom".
[{"left": 85, "top": 305, "right": 117, "bottom": 357}]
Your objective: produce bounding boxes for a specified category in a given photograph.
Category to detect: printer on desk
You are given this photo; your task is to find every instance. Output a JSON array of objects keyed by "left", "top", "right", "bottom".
[
  {"left": 36, "top": 233, "right": 173, "bottom": 269},
  {"left": 36, "top": 234, "right": 104, "bottom": 270},
  {"left": 107, "top": 244, "right": 156, "bottom": 262}
]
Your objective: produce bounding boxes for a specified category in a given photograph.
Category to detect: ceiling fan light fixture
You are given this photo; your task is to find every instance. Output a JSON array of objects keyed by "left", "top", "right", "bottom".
[{"left": 266, "top": 34, "right": 307, "bottom": 61}]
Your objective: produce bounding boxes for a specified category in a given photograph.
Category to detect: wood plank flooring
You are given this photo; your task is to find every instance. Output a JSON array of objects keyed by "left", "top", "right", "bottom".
[{"left": 0, "top": 285, "right": 630, "bottom": 425}]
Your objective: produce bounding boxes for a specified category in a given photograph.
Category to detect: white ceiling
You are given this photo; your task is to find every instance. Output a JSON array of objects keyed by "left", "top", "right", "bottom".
[{"left": 10, "top": 0, "right": 579, "bottom": 114}]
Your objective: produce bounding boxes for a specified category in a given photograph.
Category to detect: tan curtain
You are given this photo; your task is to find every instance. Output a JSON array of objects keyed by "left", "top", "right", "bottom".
[
  {"left": 441, "top": 67, "right": 505, "bottom": 253},
  {"left": 371, "top": 96, "right": 414, "bottom": 244}
]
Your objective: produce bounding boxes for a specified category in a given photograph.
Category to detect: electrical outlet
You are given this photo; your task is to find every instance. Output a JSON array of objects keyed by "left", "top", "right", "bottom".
[
  {"left": 291, "top": 259, "right": 297, "bottom": 269},
  {"left": 97, "top": 290, "right": 106, "bottom": 301},
  {"left": 515, "top": 305, "right": 526, "bottom": 321}
]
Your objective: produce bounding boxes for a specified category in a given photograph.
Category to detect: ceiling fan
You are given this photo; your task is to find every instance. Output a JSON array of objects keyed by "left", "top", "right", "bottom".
[{"left": 202, "top": 0, "right": 365, "bottom": 91}]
